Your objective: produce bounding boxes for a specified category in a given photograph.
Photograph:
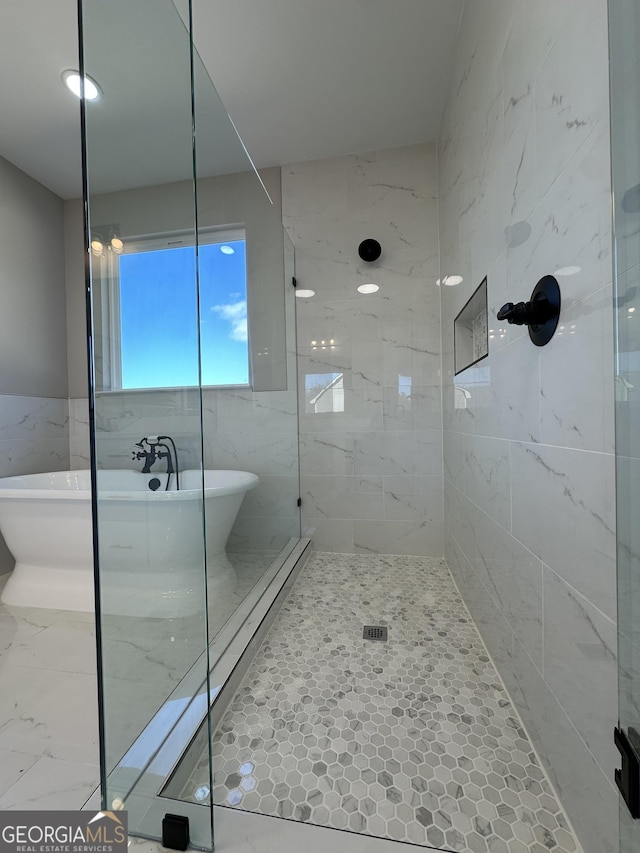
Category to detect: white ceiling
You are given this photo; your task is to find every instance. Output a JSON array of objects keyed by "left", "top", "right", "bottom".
[{"left": 0, "top": 0, "right": 463, "bottom": 200}]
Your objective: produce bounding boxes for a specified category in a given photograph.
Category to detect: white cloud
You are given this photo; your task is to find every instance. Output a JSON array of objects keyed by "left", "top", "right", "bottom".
[{"left": 211, "top": 300, "right": 248, "bottom": 342}]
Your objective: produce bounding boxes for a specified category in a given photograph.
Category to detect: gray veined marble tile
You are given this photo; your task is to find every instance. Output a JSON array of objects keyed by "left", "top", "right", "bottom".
[
  {"left": 472, "top": 512, "right": 543, "bottom": 670},
  {"left": 511, "top": 441, "right": 616, "bottom": 620},
  {"left": 506, "top": 116, "right": 612, "bottom": 316},
  {"left": 543, "top": 567, "right": 618, "bottom": 778},
  {"left": 382, "top": 385, "right": 441, "bottom": 432},
  {"left": 301, "top": 474, "right": 384, "bottom": 522},
  {"left": 463, "top": 434, "right": 511, "bottom": 531},
  {"left": 382, "top": 476, "right": 443, "bottom": 524},
  {"left": 540, "top": 286, "right": 615, "bottom": 454},
  {"left": 299, "top": 432, "right": 355, "bottom": 476},
  {"left": 346, "top": 143, "right": 438, "bottom": 212},
  {"left": 0, "top": 757, "right": 99, "bottom": 810},
  {"left": 534, "top": 0, "right": 609, "bottom": 201},
  {"left": 470, "top": 336, "right": 541, "bottom": 444},
  {"left": 354, "top": 430, "right": 442, "bottom": 477},
  {"left": 0, "top": 749, "right": 39, "bottom": 798},
  {"left": 0, "top": 436, "right": 70, "bottom": 478},
  {"left": 0, "top": 395, "right": 68, "bottom": 441}
]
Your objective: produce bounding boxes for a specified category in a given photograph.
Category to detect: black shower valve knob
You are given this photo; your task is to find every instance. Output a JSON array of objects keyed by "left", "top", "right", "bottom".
[
  {"left": 496, "top": 275, "right": 561, "bottom": 347},
  {"left": 497, "top": 301, "right": 532, "bottom": 325}
]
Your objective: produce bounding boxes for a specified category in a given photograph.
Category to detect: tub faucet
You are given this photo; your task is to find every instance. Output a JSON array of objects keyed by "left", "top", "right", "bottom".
[
  {"left": 132, "top": 438, "right": 157, "bottom": 473},
  {"left": 132, "top": 436, "right": 180, "bottom": 490}
]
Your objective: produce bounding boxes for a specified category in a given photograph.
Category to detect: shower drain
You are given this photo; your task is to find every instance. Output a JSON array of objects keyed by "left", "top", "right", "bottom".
[{"left": 363, "top": 625, "right": 388, "bottom": 641}]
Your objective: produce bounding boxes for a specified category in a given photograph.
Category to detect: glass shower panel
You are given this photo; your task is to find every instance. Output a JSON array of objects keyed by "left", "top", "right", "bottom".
[
  {"left": 610, "top": 0, "right": 640, "bottom": 846},
  {"left": 79, "top": 0, "right": 213, "bottom": 845},
  {"left": 189, "top": 33, "right": 302, "bottom": 643}
]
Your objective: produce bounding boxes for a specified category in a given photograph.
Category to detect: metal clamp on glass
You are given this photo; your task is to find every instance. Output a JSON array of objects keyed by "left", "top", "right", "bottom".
[{"left": 615, "top": 726, "right": 640, "bottom": 819}]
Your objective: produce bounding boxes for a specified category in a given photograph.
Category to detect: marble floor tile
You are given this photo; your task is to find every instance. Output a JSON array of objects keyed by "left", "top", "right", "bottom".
[
  {"left": 176, "top": 553, "right": 583, "bottom": 853},
  {"left": 0, "top": 548, "right": 281, "bottom": 811},
  {"left": 0, "top": 756, "right": 99, "bottom": 810},
  {"left": 0, "top": 749, "right": 39, "bottom": 797}
]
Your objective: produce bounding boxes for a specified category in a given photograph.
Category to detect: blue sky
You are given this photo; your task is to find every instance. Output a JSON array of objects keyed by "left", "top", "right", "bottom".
[{"left": 119, "top": 240, "right": 249, "bottom": 388}]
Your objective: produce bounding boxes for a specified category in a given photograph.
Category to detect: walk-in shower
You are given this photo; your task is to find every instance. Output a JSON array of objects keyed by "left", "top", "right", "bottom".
[{"left": 76, "top": 1, "right": 640, "bottom": 852}]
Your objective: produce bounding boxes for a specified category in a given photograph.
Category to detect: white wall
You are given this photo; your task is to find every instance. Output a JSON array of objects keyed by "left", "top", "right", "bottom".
[
  {"left": 438, "top": 2, "right": 616, "bottom": 851},
  {"left": 283, "top": 143, "right": 443, "bottom": 555},
  {"left": 0, "top": 155, "right": 71, "bottom": 573}
]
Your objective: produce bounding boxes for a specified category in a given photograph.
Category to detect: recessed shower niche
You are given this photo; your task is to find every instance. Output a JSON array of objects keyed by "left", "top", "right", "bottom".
[{"left": 454, "top": 277, "right": 488, "bottom": 375}]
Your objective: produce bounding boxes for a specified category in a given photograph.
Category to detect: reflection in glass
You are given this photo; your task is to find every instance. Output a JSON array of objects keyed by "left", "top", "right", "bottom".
[{"left": 305, "top": 372, "right": 345, "bottom": 413}]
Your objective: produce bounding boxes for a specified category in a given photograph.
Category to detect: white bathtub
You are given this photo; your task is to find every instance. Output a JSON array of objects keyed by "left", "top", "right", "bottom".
[{"left": 0, "top": 469, "right": 258, "bottom": 616}]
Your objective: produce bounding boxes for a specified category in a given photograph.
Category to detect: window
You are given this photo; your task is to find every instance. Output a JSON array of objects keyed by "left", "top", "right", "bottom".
[{"left": 106, "top": 228, "right": 249, "bottom": 389}]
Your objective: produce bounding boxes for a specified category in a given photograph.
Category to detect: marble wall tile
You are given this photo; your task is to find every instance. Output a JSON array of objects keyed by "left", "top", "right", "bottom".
[
  {"left": 439, "top": 2, "right": 616, "bottom": 850},
  {"left": 534, "top": 0, "right": 610, "bottom": 200},
  {"left": 507, "top": 639, "right": 619, "bottom": 853},
  {"left": 298, "top": 387, "right": 383, "bottom": 435},
  {"left": 469, "top": 336, "right": 541, "bottom": 444},
  {"left": 240, "top": 475, "right": 300, "bottom": 519},
  {"left": 208, "top": 432, "right": 300, "bottom": 478},
  {"left": 0, "top": 394, "right": 70, "bottom": 486},
  {"left": 214, "top": 389, "right": 297, "bottom": 435},
  {"left": 543, "top": 567, "right": 618, "bottom": 776},
  {"left": 69, "top": 397, "right": 90, "bottom": 469},
  {"left": 0, "top": 395, "right": 68, "bottom": 441},
  {"left": 299, "top": 432, "right": 355, "bottom": 475},
  {"left": 346, "top": 143, "right": 438, "bottom": 211},
  {"left": 507, "top": 117, "right": 612, "bottom": 314},
  {"left": 511, "top": 441, "right": 616, "bottom": 620},
  {"left": 382, "top": 385, "right": 441, "bottom": 432},
  {"left": 301, "top": 475, "right": 383, "bottom": 521},
  {"left": 227, "top": 515, "right": 300, "bottom": 553},
  {"left": 463, "top": 434, "right": 511, "bottom": 530},
  {"left": 443, "top": 481, "right": 478, "bottom": 568},
  {"left": 353, "top": 430, "right": 442, "bottom": 477},
  {"left": 0, "top": 436, "right": 70, "bottom": 478},
  {"left": 285, "top": 144, "right": 443, "bottom": 557},
  {"left": 540, "top": 286, "right": 615, "bottom": 453},
  {"left": 352, "top": 519, "right": 443, "bottom": 558},
  {"left": 382, "top": 475, "right": 443, "bottom": 524},
  {"left": 445, "top": 531, "right": 516, "bottom": 671},
  {"left": 473, "top": 509, "right": 544, "bottom": 670},
  {"left": 443, "top": 430, "right": 464, "bottom": 490},
  {"left": 300, "top": 518, "right": 354, "bottom": 554}
]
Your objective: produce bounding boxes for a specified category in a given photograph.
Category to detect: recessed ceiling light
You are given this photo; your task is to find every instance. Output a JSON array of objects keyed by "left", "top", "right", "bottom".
[
  {"left": 357, "top": 283, "right": 379, "bottom": 294},
  {"left": 554, "top": 265, "right": 581, "bottom": 276},
  {"left": 62, "top": 69, "right": 102, "bottom": 101},
  {"left": 295, "top": 289, "right": 315, "bottom": 298},
  {"left": 220, "top": 245, "right": 235, "bottom": 255},
  {"left": 443, "top": 275, "right": 463, "bottom": 286}
]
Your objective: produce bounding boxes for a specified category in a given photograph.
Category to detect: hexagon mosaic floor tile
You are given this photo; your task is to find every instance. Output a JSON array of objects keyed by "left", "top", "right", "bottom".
[{"left": 177, "top": 553, "right": 583, "bottom": 853}]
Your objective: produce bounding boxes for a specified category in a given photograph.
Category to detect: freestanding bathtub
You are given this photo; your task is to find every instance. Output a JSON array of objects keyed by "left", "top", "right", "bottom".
[{"left": 0, "top": 468, "right": 258, "bottom": 616}]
